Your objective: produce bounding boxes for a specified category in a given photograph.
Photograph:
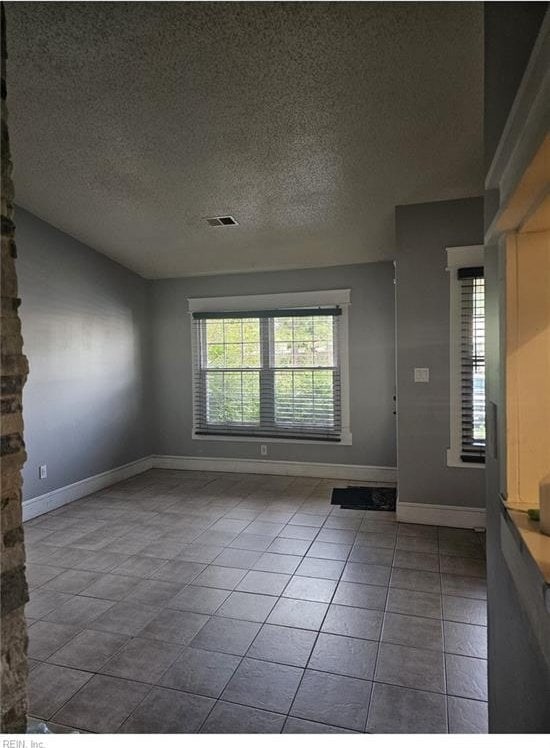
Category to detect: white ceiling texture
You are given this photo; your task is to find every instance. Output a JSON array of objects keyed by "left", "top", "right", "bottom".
[{"left": 6, "top": 2, "right": 483, "bottom": 278}]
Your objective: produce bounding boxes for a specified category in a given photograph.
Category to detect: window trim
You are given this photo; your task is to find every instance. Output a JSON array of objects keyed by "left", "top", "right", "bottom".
[
  {"left": 188, "top": 290, "right": 352, "bottom": 445},
  {"left": 446, "top": 245, "right": 486, "bottom": 470}
]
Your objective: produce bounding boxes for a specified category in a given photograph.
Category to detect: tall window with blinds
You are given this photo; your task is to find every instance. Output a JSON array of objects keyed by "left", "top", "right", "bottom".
[
  {"left": 458, "top": 267, "right": 486, "bottom": 463},
  {"left": 192, "top": 308, "right": 342, "bottom": 441}
]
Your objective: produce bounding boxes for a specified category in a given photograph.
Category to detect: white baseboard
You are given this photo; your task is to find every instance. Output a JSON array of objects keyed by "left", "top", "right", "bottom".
[
  {"left": 22, "top": 454, "right": 485, "bottom": 530},
  {"left": 22, "top": 456, "right": 153, "bottom": 521},
  {"left": 152, "top": 455, "right": 397, "bottom": 483},
  {"left": 22, "top": 453, "right": 397, "bottom": 522},
  {"left": 397, "top": 501, "right": 486, "bottom": 529},
  {"left": 23, "top": 453, "right": 487, "bottom": 530}
]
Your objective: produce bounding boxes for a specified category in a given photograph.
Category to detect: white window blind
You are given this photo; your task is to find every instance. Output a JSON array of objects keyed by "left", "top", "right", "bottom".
[
  {"left": 191, "top": 307, "right": 343, "bottom": 441},
  {"left": 458, "top": 266, "right": 486, "bottom": 463}
]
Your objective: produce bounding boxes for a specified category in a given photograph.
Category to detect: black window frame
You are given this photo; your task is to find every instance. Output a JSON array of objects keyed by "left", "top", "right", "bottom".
[{"left": 458, "top": 266, "right": 486, "bottom": 464}]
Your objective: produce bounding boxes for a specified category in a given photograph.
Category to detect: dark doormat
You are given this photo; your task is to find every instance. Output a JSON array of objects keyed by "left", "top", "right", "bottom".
[{"left": 331, "top": 486, "right": 397, "bottom": 511}]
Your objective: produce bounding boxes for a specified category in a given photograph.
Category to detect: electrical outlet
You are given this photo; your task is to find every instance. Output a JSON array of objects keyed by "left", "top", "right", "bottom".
[
  {"left": 260, "top": 445, "right": 267, "bottom": 456},
  {"left": 39, "top": 464, "right": 47, "bottom": 480},
  {"left": 414, "top": 367, "right": 430, "bottom": 383}
]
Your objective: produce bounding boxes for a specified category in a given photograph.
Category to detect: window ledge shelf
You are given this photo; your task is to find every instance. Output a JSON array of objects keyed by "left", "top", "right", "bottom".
[{"left": 501, "top": 496, "right": 550, "bottom": 611}]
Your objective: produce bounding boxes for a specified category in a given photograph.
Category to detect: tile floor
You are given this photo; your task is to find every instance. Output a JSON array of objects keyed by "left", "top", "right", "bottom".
[{"left": 24, "top": 469, "right": 488, "bottom": 733}]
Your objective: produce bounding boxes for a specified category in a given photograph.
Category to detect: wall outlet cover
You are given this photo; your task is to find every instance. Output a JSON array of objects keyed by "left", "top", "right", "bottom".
[
  {"left": 39, "top": 465, "right": 47, "bottom": 480},
  {"left": 260, "top": 445, "right": 268, "bottom": 456},
  {"left": 414, "top": 367, "right": 430, "bottom": 383}
]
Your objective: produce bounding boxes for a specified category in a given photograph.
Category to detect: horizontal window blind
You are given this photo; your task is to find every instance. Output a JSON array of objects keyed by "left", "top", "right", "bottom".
[
  {"left": 458, "top": 267, "right": 485, "bottom": 463},
  {"left": 192, "top": 308, "right": 342, "bottom": 441}
]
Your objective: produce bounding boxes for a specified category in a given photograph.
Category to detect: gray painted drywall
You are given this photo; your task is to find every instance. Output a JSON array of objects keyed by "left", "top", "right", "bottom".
[
  {"left": 484, "top": 2, "right": 548, "bottom": 173},
  {"left": 484, "top": 3, "right": 550, "bottom": 731},
  {"left": 151, "top": 263, "right": 396, "bottom": 468},
  {"left": 483, "top": 3, "right": 548, "bottom": 231},
  {"left": 16, "top": 207, "right": 153, "bottom": 501},
  {"left": 395, "top": 197, "right": 485, "bottom": 508}
]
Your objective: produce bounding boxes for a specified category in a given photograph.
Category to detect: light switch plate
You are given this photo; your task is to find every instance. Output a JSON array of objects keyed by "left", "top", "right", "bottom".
[{"left": 414, "top": 367, "right": 430, "bottom": 383}]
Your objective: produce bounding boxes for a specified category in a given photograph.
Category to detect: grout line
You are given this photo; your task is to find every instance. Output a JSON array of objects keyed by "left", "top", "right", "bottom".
[
  {"left": 438, "top": 526, "right": 451, "bottom": 734},
  {"left": 368, "top": 526, "right": 396, "bottom": 730},
  {"left": 28, "top": 472, "right": 487, "bottom": 734},
  {"left": 282, "top": 535, "right": 360, "bottom": 731}
]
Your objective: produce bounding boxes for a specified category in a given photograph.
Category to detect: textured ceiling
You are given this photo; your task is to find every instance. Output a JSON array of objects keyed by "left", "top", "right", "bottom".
[{"left": 5, "top": 2, "right": 483, "bottom": 279}]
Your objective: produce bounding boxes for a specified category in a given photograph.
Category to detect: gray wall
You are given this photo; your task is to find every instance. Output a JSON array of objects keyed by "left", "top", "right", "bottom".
[
  {"left": 151, "top": 263, "right": 397, "bottom": 468},
  {"left": 395, "top": 197, "right": 485, "bottom": 508},
  {"left": 484, "top": 2, "right": 548, "bottom": 173},
  {"left": 17, "top": 209, "right": 395, "bottom": 502},
  {"left": 484, "top": 3, "right": 548, "bottom": 230},
  {"left": 16, "top": 208, "right": 153, "bottom": 501},
  {"left": 484, "top": 3, "right": 550, "bottom": 732}
]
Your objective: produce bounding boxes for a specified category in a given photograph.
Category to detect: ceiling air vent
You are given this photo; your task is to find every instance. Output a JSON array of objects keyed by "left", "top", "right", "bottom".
[{"left": 205, "top": 215, "right": 238, "bottom": 227}]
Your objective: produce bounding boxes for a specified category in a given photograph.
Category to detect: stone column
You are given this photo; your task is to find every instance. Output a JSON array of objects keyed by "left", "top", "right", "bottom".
[{"left": 1, "top": 2, "right": 30, "bottom": 734}]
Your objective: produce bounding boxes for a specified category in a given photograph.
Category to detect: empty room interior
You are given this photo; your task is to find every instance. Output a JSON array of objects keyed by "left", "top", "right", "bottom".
[{"left": 1, "top": 0, "right": 549, "bottom": 738}]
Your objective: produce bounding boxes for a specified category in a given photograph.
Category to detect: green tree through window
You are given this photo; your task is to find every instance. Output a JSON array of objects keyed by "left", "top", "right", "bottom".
[{"left": 193, "top": 310, "right": 342, "bottom": 441}]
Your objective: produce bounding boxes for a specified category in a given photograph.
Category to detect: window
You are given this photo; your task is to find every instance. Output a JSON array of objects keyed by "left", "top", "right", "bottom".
[
  {"left": 458, "top": 267, "right": 486, "bottom": 462},
  {"left": 189, "top": 291, "right": 351, "bottom": 443},
  {"left": 447, "top": 246, "right": 486, "bottom": 467}
]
